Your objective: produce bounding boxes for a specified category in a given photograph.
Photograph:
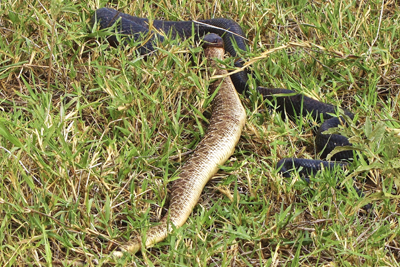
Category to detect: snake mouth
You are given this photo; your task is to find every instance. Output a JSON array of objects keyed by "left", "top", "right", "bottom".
[{"left": 202, "top": 33, "right": 224, "bottom": 48}]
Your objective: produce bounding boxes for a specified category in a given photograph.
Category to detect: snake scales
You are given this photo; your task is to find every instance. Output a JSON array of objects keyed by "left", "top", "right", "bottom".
[
  {"left": 113, "top": 32, "right": 245, "bottom": 255},
  {"left": 90, "top": 8, "right": 365, "bottom": 256}
]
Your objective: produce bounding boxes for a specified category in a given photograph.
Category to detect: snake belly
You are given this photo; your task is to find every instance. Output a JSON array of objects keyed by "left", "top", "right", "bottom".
[{"left": 113, "top": 35, "right": 246, "bottom": 256}]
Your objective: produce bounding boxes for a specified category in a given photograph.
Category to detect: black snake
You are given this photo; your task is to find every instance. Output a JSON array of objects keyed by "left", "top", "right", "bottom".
[{"left": 90, "top": 7, "right": 366, "bottom": 255}]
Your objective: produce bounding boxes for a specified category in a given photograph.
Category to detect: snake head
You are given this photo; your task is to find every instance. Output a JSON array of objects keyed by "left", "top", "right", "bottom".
[
  {"left": 202, "top": 33, "right": 224, "bottom": 48},
  {"left": 203, "top": 33, "right": 225, "bottom": 62}
]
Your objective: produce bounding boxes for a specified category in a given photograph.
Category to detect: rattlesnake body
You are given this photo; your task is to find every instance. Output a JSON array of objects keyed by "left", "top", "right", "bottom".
[{"left": 113, "top": 34, "right": 246, "bottom": 256}]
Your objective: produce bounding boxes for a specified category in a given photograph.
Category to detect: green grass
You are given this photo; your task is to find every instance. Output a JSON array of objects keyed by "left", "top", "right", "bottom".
[{"left": 0, "top": 0, "right": 399, "bottom": 265}]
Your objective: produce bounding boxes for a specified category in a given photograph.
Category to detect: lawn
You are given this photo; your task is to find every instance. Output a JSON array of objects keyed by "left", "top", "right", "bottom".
[{"left": 0, "top": 0, "right": 399, "bottom": 266}]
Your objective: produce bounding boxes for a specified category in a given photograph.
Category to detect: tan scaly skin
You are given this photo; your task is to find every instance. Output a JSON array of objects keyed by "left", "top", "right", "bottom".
[{"left": 113, "top": 34, "right": 246, "bottom": 257}]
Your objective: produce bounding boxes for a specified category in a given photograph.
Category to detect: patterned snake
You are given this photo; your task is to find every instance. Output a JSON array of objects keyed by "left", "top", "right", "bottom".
[
  {"left": 113, "top": 33, "right": 245, "bottom": 256},
  {"left": 90, "top": 8, "right": 367, "bottom": 256}
]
